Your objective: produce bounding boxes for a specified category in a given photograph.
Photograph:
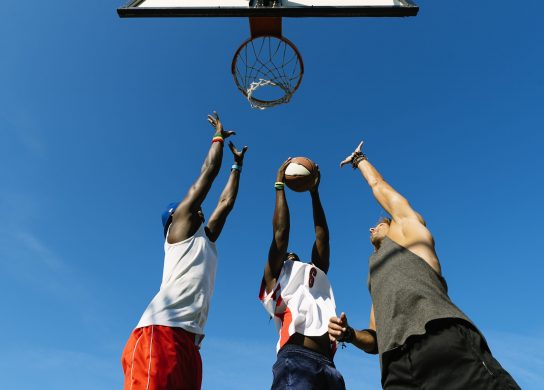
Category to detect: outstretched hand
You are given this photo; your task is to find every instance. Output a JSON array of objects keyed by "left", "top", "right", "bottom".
[
  {"left": 276, "top": 158, "right": 292, "bottom": 183},
  {"left": 328, "top": 312, "right": 349, "bottom": 342},
  {"left": 228, "top": 141, "right": 248, "bottom": 164},
  {"left": 340, "top": 141, "right": 364, "bottom": 168},
  {"left": 208, "top": 111, "right": 236, "bottom": 139}
]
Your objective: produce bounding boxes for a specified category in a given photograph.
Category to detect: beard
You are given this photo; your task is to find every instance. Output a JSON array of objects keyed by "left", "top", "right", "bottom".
[{"left": 370, "top": 234, "right": 384, "bottom": 249}]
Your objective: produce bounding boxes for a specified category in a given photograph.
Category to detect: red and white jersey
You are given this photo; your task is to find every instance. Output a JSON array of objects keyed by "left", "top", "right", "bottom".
[
  {"left": 137, "top": 224, "right": 217, "bottom": 337},
  {"left": 259, "top": 260, "right": 337, "bottom": 352}
]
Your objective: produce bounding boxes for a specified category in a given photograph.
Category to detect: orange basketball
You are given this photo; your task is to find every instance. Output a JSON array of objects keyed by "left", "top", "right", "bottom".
[{"left": 284, "top": 157, "right": 318, "bottom": 192}]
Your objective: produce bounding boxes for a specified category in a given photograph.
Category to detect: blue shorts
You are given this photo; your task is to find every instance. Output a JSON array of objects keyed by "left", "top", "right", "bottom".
[{"left": 271, "top": 344, "right": 346, "bottom": 390}]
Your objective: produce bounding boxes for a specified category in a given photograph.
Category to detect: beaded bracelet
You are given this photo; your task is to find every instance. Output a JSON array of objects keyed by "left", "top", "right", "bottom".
[
  {"left": 274, "top": 182, "right": 285, "bottom": 190},
  {"left": 212, "top": 136, "right": 224, "bottom": 144},
  {"left": 231, "top": 164, "right": 242, "bottom": 172},
  {"left": 351, "top": 152, "right": 367, "bottom": 169}
]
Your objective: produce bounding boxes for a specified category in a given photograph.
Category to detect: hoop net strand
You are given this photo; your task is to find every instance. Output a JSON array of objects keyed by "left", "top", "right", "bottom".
[{"left": 233, "top": 36, "right": 303, "bottom": 110}]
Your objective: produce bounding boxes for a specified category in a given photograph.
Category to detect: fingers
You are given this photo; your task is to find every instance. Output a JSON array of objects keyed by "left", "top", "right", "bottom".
[
  {"left": 340, "top": 312, "right": 348, "bottom": 326},
  {"left": 356, "top": 140, "right": 364, "bottom": 152},
  {"left": 207, "top": 112, "right": 222, "bottom": 130},
  {"left": 328, "top": 316, "right": 346, "bottom": 339},
  {"left": 228, "top": 142, "right": 248, "bottom": 161},
  {"left": 339, "top": 155, "right": 352, "bottom": 168}
]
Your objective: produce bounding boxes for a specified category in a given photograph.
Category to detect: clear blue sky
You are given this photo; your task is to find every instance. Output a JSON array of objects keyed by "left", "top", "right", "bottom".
[{"left": 1, "top": 1, "right": 543, "bottom": 389}]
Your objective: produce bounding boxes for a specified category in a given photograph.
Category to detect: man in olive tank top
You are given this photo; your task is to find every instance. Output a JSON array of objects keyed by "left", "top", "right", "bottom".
[{"left": 328, "top": 141, "right": 520, "bottom": 389}]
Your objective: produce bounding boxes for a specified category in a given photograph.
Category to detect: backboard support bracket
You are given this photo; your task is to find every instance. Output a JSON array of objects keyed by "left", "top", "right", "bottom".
[{"left": 250, "top": 16, "right": 282, "bottom": 38}]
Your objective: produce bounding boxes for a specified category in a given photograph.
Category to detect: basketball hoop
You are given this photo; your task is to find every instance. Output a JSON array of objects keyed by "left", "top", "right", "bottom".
[{"left": 231, "top": 17, "right": 304, "bottom": 110}]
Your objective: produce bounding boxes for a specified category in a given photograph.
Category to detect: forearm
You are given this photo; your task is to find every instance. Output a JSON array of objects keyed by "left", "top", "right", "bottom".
[
  {"left": 217, "top": 167, "right": 241, "bottom": 211},
  {"left": 356, "top": 159, "right": 384, "bottom": 189},
  {"left": 355, "top": 158, "right": 407, "bottom": 217},
  {"left": 272, "top": 189, "right": 290, "bottom": 248},
  {"left": 310, "top": 190, "right": 329, "bottom": 242},
  {"left": 351, "top": 328, "right": 378, "bottom": 354},
  {"left": 200, "top": 140, "right": 224, "bottom": 178}
]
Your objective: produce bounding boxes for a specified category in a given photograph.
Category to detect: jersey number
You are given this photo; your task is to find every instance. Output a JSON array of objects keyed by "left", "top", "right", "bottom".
[{"left": 308, "top": 267, "right": 317, "bottom": 288}]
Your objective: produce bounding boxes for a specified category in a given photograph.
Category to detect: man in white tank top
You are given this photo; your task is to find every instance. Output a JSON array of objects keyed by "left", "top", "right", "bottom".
[
  {"left": 260, "top": 159, "right": 346, "bottom": 390},
  {"left": 121, "top": 112, "right": 248, "bottom": 390}
]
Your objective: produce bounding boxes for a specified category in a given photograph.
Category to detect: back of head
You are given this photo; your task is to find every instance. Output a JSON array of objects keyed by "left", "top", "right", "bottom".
[{"left": 162, "top": 201, "right": 180, "bottom": 237}]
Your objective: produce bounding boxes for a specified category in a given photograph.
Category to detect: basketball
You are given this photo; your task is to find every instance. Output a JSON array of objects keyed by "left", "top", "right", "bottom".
[{"left": 285, "top": 157, "right": 318, "bottom": 192}]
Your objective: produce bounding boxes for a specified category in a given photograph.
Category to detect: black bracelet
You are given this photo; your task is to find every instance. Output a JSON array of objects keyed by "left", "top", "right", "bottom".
[
  {"left": 338, "top": 326, "right": 355, "bottom": 343},
  {"left": 351, "top": 152, "right": 367, "bottom": 169}
]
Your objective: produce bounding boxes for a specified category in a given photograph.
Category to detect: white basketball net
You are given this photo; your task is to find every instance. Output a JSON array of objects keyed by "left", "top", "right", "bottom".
[{"left": 233, "top": 36, "right": 303, "bottom": 110}]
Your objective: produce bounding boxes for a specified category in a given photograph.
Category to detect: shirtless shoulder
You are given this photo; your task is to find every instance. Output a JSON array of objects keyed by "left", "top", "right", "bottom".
[{"left": 389, "top": 218, "right": 442, "bottom": 275}]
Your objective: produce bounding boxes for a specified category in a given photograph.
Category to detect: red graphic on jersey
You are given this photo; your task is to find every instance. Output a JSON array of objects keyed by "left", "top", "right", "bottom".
[{"left": 308, "top": 267, "right": 317, "bottom": 288}]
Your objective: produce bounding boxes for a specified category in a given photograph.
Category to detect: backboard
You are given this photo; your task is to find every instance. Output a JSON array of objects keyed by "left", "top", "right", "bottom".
[
  {"left": 117, "top": 0, "right": 418, "bottom": 108},
  {"left": 117, "top": 0, "right": 419, "bottom": 18}
]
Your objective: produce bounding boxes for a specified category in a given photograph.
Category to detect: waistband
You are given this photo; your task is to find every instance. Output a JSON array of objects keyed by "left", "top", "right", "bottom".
[
  {"left": 178, "top": 327, "right": 204, "bottom": 347},
  {"left": 278, "top": 344, "right": 334, "bottom": 365},
  {"left": 137, "top": 325, "right": 204, "bottom": 347}
]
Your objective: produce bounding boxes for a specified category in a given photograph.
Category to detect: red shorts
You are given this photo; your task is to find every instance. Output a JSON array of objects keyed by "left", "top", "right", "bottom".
[{"left": 121, "top": 325, "right": 202, "bottom": 390}]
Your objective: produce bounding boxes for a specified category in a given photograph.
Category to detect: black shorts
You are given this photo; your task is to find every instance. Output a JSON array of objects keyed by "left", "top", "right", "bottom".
[{"left": 381, "top": 319, "right": 520, "bottom": 390}]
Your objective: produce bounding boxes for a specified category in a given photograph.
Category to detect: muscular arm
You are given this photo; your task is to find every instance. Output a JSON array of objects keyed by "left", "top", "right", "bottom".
[
  {"left": 263, "top": 159, "right": 291, "bottom": 293},
  {"left": 169, "top": 112, "right": 235, "bottom": 243},
  {"left": 341, "top": 141, "right": 441, "bottom": 272},
  {"left": 356, "top": 159, "right": 423, "bottom": 225},
  {"left": 182, "top": 140, "right": 223, "bottom": 212},
  {"left": 206, "top": 142, "right": 247, "bottom": 242},
  {"left": 340, "top": 141, "right": 424, "bottom": 226},
  {"left": 310, "top": 184, "right": 330, "bottom": 274}
]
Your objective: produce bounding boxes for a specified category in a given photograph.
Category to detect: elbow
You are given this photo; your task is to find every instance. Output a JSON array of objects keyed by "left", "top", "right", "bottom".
[
  {"left": 273, "top": 227, "right": 289, "bottom": 244},
  {"left": 368, "top": 177, "right": 383, "bottom": 189},
  {"left": 315, "top": 231, "right": 329, "bottom": 243},
  {"left": 218, "top": 197, "right": 235, "bottom": 213}
]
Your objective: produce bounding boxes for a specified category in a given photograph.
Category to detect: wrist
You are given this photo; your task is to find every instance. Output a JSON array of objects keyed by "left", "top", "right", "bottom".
[
  {"left": 231, "top": 164, "right": 242, "bottom": 172},
  {"left": 351, "top": 152, "right": 367, "bottom": 169},
  {"left": 275, "top": 182, "right": 285, "bottom": 190},
  {"left": 212, "top": 133, "right": 224, "bottom": 144},
  {"left": 338, "top": 326, "right": 355, "bottom": 343}
]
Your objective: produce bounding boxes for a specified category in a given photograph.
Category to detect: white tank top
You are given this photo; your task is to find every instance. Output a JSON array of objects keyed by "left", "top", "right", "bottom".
[
  {"left": 137, "top": 224, "right": 218, "bottom": 336},
  {"left": 259, "top": 260, "right": 337, "bottom": 352}
]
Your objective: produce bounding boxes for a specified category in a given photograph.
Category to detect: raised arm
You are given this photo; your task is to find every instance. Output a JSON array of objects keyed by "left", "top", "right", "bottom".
[
  {"left": 309, "top": 170, "right": 330, "bottom": 274},
  {"left": 168, "top": 112, "right": 235, "bottom": 243},
  {"left": 328, "top": 308, "right": 378, "bottom": 355},
  {"left": 263, "top": 159, "right": 292, "bottom": 293},
  {"left": 340, "top": 141, "right": 424, "bottom": 225},
  {"left": 205, "top": 142, "right": 248, "bottom": 242}
]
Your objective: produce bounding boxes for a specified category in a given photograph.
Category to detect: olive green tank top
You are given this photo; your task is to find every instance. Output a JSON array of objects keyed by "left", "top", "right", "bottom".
[{"left": 368, "top": 236, "right": 473, "bottom": 356}]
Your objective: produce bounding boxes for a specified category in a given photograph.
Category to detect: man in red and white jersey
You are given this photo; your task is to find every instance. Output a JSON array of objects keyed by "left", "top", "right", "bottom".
[
  {"left": 121, "top": 112, "right": 248, "bottom": 390},
  {"left": 260, "top": 159, "right": 346, "bottom": 390}
]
